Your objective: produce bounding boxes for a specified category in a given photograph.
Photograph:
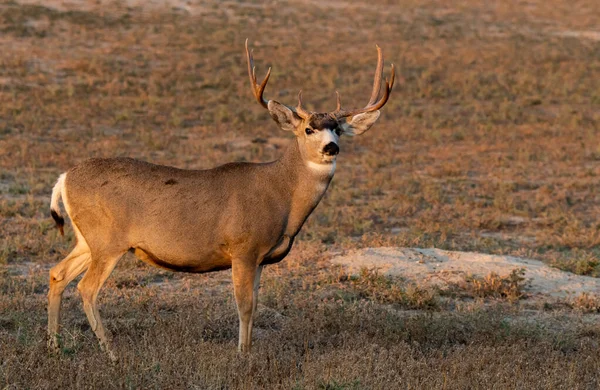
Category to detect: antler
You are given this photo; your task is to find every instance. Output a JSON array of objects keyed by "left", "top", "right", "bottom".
[
  {"left": 296, "top": 91, "right": 311, "bottom": 119},
  {"left": 245, "top": 39, "right": 312, "bottom": 120},
  {"left": 333, "top": 45, "right": 395, "bottom": 118},
  {"left": 245, "top": 38, "right": 271, "bottom": 109}
]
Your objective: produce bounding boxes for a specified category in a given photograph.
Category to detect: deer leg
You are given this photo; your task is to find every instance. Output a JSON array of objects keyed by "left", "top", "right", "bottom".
[
  {"left": 248, "top": 265, "right": 263, "bottom": 344},
  {"left": 232, "top": 260, "right": 259, "bottom": 353},
  {"left": 47, "top": 244, "right": 91, "bottom": 352},
  {"left": 77, "top": 250, "right": 124, "bottom": 362}
]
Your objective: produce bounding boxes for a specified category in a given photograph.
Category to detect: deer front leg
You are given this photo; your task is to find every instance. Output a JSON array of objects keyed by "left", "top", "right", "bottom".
[{"left": 232, "top": 260, "right": 260, "bottom": 353}]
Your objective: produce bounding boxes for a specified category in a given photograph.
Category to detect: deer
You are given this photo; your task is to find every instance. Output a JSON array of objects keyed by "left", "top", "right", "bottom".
[{"left": 47, "top": 39, "right": 394, "bottom": 361}]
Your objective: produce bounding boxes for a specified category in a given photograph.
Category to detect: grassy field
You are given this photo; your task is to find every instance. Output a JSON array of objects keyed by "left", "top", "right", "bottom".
[{"left": 1, "top": 0, "right": 600, "bottom": 388}]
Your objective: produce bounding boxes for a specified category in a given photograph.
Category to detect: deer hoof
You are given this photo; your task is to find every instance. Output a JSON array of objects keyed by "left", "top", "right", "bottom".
[{"left": 47, "top": 334, "right": 60, "bottom": 353}]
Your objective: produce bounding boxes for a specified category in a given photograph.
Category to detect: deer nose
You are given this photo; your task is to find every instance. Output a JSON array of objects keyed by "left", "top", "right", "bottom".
[{"left": 323, "top": 142, "right": 339, "bottom": 156}]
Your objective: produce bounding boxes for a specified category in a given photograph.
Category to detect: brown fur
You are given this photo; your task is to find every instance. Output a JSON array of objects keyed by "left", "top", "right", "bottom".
[
  {"left": 308, "top": 113, "right": 339, "bottom": 131},
  {"left": 47, "top": 138, "right": 335, "bottom": 358}
]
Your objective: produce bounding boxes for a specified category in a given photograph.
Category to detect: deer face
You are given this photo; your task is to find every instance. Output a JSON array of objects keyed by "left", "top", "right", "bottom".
[
  {"left": 268, "top": 105, "right": 341, "bottom": 165},
  {"left": 301, "top": 114, "right": 340, "bottom": 164},
  {"left": 267, "top": 102, "right": 381, "bottom": 166}
]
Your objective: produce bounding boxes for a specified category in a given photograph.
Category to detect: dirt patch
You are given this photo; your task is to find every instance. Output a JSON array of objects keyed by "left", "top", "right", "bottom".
[
  {"left": 552, "top": 30, "right": 600, "bottom": 41},
  {"left": 331, "top": 247, "right": 600, "bottom": 299}
]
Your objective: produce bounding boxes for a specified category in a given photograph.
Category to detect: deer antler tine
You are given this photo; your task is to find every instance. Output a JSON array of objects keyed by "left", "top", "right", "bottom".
[
  {"left": 297, "top": 90, "right": 304, "bottom": 112},
  {"left": 245, "top": 40, "right": 254, "bottom": 68},
  {"left": 367, "top": 44, "right": 384, "bottom": 106},
  {"left": 367, "top": 78, "right": 392, "bottom": 111},
  {"left": 245, "top": 39, "right": 270, "bottom": 109},
  {"left": 260, "top": 67, "right": 271, "bottom": 90},
  {"left": 295, "top": 90, "right": 311, "bottom": 119},
  {"left": 335, "top": 91, "right": 342, "bottom": 111},
  {"left": 332, "top": 45, "right": 395, "bottom": 118}
]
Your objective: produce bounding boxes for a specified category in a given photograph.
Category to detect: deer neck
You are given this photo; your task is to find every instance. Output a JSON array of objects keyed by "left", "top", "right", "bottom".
[{"left": 274, "top": 138, "right": 335, "bottom": 236}]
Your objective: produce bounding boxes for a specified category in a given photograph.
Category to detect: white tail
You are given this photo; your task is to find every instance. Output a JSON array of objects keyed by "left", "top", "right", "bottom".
[{"left": 50, "top": 173, "right": 66, "bottom": 236}]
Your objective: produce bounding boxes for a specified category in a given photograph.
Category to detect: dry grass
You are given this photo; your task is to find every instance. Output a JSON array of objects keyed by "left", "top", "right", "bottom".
[
  {"left": 1, "top": 0, "right": 600, "bottom": 388},
  {"left": 571, "top": 292, "right": 600, "bottom": 313},
  {"left": 457, "top": 268, "right": 527, "bottom": 303},
  {"left": 2, "top": 248, "right": 600, "bottom": 389}
]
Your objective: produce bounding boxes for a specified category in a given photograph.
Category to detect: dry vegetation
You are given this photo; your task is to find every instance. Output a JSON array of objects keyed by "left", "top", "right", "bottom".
[{"left": 1, "top": 0, "right": 600, "bottom": 388}]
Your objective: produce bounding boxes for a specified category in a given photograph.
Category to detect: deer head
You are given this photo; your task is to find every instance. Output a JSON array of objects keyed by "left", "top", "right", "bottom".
[{"left": 245, "top": 39, "right": 395, "bottom": 168}]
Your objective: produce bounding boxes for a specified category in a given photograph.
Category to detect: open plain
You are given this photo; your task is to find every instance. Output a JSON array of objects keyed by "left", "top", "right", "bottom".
[{"left": 1, "top": 0, "right": 600, "bottom": 388}]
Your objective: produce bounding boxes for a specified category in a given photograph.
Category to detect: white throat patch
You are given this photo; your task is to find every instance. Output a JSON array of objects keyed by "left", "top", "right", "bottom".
[{"left": 306, "top": 160, "right": 336, "bottom": 176}]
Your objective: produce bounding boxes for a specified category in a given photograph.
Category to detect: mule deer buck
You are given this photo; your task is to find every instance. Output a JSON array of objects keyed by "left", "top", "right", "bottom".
[{"left": 47, "top": 39, "right": 394, "bottom": 360}]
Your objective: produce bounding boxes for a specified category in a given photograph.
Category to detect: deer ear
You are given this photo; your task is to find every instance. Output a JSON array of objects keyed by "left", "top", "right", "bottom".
[
  {"left": 268, "top": 100, "right": 302, "bottom": 132},
  {"left": 340, "top": 111, "right": 381, "bottom": 136}
]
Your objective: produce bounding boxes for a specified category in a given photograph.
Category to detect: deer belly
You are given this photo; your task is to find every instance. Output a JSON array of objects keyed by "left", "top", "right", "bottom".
[
  {"left": 262, "top": 235, "right": 294, "bottom": 265},
  {"left": 132, "top": 247, "right": 231, "bottom": 273}
]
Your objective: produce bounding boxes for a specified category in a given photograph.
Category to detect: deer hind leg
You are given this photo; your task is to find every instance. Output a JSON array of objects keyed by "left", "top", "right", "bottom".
[
  {"left": 248, "top": 265, "right": 263, "bottom": 344},
  {"left": 48, "top": 243, "right": 92, "bottom": 352},
  {"left": 232, "top": 260, "right": 261, "bottom": 353},
  {"left": 77, "top": 250, "right": 124, "bottom": 362}
]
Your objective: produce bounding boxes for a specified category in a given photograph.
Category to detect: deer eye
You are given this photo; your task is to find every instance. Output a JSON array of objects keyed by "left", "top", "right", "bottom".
[
  {"left": 305, "top": 128, "right": 314, "bottom": 135},
  {"left": 334, "top": 128, "right": 342, "bottom": 136}
]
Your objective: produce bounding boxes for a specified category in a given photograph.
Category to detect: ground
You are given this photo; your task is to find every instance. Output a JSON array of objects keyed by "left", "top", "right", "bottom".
[
  {"left": 332, "top": 247, "right": 600, "bottom": 298},
  {"left": 0, "top": 0, "right": 599, "bottom": 388}
]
